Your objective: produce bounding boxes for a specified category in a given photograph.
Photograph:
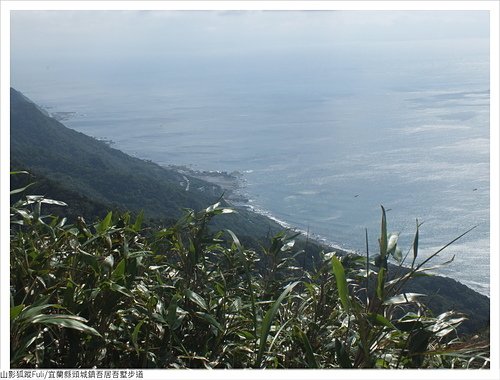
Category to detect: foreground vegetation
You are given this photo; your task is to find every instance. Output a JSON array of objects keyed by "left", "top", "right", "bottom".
[{"left": 10, "top": 173, "right": 489, "bottom": 368}]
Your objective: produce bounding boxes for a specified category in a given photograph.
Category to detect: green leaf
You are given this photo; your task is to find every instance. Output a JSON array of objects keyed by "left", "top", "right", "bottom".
[
  {"left": 184, "top": 289, "right": 208, "bottom": 311},
  {"left": 206, "top": 202, "right": 234, "bottom": 215},
  {"left": 33, "top": 201, "right": 41, "bottom": 220},
  {"left": 195, "top": 312, "right": 224, "bottom": 334},
  {"left": 383, "top": 293, "right": 426, "bottom": 305},
  {"left": 108, "top": 282, "right": 132, "bottom": 297},
  {"left": 280, "top": 239, "right": 295, "bottom": 251},
  {"left": 166, "top": 295, "right": 181, "bottom": 330},
  {"left": 379, "top": 205, "right": 388, "bottom": 260},
  {"left": 331, "top": 256, "right": 351, "bottom": 312},
  {"left": 419, "top": 255, "right": 456, "bottom": 273},
  {"left": 214, "top": 208, "right": 235, "bottom": 214},
  {"left": 131, "top": 320, "right": 144, "bottom": 354},
  {"left": 412, "top": 219, "right": 420, "bottom": 268},
  {"left": 214, "top": 282, "right": 225, "bottom": 297},
  {"left": 56, "top": 217, "right": 67, "bottom": 228},
  {"left": 430, "top": 314, "right": 467, "bottom": 337},
  {"left": 63, "top": 280, "right": 75, "bottom": 307},
  {"left": 376, "top": 267, "right": 386, "bottom": 300},
  {"left": 77, "top": 248, "right": 99, "bottom": 272},
  {"left": 10, "top": 183, "right": 34, "bottom": 195},
  {"left": 132, "top": 211, "right": 144, "bottom": 232},
  {"left": 256, "top": 281, "right": 299, "bottom": 367},
  {"left": 96, "top": 211, "right": 113, "bottom": 234},
  {"left": 10, "top": 304, "right": 25, "bottom": 320},
  {"left": 40, "top": 198, "right": 67, "bottom": 206},
  {"left": 436, "top": 311, "right": 456, "bottom": 321},
  {"left": 111, "top": 259, "right": 126, "bottom": 281},
  {"left": 295, "top": 326, "right": 318, "bottom": 368},
  {"left": 25, "top": 195, "right": 44, "bottom": 204},
  {"left": 17, "top": 304, "right": 55, "bottom": 323},
  {"left": 30, "top": 315, "right": 102, "bottom": 337},
  {"left": 368, "top": 313, "right": 397, "bottom": 330},
  {"left": 322, "top": 251, "right": 336, "bottom": 261},
  {"left": 226, "top": 229, "right": 242, "bottom": 251},
  {"left": 10, "top": 208, "right": 31, "bottom": 220},
  {"left": 205, "top": 202, "right": 221, "bottom": 212},
  {"left": 335, "top": 338, "right": 352, "bottom": 368}
]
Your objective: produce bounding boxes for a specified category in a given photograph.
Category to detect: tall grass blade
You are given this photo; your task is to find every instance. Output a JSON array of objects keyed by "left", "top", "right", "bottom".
[
  {"left": 335, "top": 338, "right": 352, "bottom": 368},
  {"left": 227, "top": 228, "right": 258, "bottom": 342},
  {"left": 255, "top": 281, "right": 299, "bottom": 367},
  {"left": 365, "top": 228, "right": 370, "bottom": 308},
  {"left": 295, "top": 326, "right": 319, "bottom": 368},
  {"left": 226, "top": 229, "right": 242, "bottom": 251},
  {"left": 368, "top": 313, "right": 397, "bottom": 330},
  {"left": 379, "top": 205, "right": 388, "bottom": 260},
  {"left": 332, "top": 256, "right": 350, "bottom": 312},
  {"left": 393, "top": 225, "right": 477, "bottom": 295},
  {"left": 10, "top": 183, "right": 34, "bottom": 195},
  {"left": 132, "top": 211, "right": 144, "bottom": 232},
  {"left": 412, "top": 219, "right": 420, "bottom": 268},
  {"left": 376, "top": 267, "right": 386, "bottom": 300},
  {"left": 132, "top": 320, "right": 144, "bottom": 354}
]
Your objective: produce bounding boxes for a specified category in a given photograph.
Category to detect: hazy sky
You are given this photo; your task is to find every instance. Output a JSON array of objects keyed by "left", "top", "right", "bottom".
[{"left": 11, "top": 10, "right": 489, "bottom": 67}]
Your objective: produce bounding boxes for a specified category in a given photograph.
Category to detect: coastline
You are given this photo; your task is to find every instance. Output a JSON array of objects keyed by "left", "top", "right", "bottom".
[
  {"left": 167, "top": 164, "right": 249, "bottom": 205},
  {"left": 166, "top": 163, "right": 490, "bottom": 301},
  {"left": 167, "top": 164, "right": 357, "bottom": 254}
]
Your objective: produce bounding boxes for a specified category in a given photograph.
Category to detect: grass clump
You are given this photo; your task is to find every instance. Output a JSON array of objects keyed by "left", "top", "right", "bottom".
[{"left": 10, "top": 173, "right": 489, "bottom": 368}]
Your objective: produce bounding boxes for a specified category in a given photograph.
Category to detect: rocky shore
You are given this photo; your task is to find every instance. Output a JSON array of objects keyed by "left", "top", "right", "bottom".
[{"left": 168, "top": 164, "right": 250, "bottom": 205}]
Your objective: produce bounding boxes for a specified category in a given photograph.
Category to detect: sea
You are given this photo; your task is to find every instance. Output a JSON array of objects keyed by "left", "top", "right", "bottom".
[{"left": 13, "top": 38, "right": 490, "bottom": 295}]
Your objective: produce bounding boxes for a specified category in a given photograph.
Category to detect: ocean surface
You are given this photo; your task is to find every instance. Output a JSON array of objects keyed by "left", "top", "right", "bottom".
[{"left": 14, "top": 39, "right": 490, "bottom": 295}]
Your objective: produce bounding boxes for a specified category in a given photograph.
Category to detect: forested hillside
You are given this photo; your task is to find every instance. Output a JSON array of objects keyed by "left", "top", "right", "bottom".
[
  {"left": 10, "top": 88, "right": 223, "bottom": 218},
  {"left": 10, "top": 88, "right": 283, "bottom": 239}
]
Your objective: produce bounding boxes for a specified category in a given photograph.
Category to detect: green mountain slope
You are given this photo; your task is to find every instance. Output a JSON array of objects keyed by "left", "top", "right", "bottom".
[
  {"left": 10, "top": 88, "right": 282, "bottom": 238},
  {"left": 10, "top": 88, "right": 220, "bottom": 218}
]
